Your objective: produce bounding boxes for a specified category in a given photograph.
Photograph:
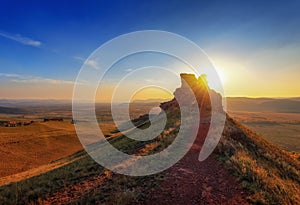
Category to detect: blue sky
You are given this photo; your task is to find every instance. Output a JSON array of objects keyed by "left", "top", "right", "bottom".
[{"left": 0, "top": 0, "right": 300, "bottom": 99}]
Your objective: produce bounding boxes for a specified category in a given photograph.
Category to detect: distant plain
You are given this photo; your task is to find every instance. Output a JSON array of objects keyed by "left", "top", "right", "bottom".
[{"left": 0, "top": 97, "right": 299, "bottom": 179}]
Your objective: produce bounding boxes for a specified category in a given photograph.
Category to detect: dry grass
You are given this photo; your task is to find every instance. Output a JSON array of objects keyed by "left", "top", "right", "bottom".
[
  {"left": 217, "top": 116, "right": 300, "bottom": 204},
  {"left": 0, "top": 103, "right": 158, "bottom": 179},
  {"left": 0, "top": 121, "right": 83, "bottom": 178},
  {"left": 0, "top": 125, "right": 164, "bottom": 204},
  {"left": 0, "top": 103, "right": 176, "bottom": 204},
  {"left": 228, "top": 111, "right": 300, "bottom": 152}
]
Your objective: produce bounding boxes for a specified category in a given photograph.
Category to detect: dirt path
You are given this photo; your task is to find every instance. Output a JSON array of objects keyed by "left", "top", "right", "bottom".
[
  {"left": 42, "top": 123, "right": 249, "bottom": 204},
  {"left": 143, "top": 123, "right": 249, "bottom": 205}
]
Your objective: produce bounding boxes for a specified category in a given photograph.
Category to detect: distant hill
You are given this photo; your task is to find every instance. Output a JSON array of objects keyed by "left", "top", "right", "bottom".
[
  {"left": 0, "top": 100, "right": 72, "bottom": 117},
  {"left": 0, "top": 99, "right": 71, "bottom": 107},
  {"left": 132, "top": 98, "right": 171, "bottom": 104},
  {"left": 290, "top": 97, "right": 300, "bottom": 101},
  {"left": 0, "top": 106, "right": 27, "bottom": 114},
  {"left": 3, "top": 97, "right": 299, "bottom": 114},
  {"left": 227, "top": 97, "right": 300, "bottom": 113}
]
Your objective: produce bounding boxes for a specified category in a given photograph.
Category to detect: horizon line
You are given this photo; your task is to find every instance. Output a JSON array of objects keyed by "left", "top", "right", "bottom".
[{"left": 0, "top": 95, "right": 300, "bottom": 102}]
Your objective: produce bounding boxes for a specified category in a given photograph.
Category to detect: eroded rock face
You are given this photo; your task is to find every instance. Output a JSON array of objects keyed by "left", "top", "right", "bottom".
[{"left": 160, "top": 73, "right": 223, "bottom": 114}]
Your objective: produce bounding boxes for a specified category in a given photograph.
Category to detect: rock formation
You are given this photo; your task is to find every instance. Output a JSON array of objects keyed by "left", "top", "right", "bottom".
[{"left": 160, "top": 73, "right": 224, "bottom": 116}]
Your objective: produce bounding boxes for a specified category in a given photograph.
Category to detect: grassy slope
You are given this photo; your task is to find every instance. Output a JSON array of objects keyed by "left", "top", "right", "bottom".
[
  {"left": 0, "top": 119, "right": 165, "bottom": 204},
  {"left": 217, "top": 116, "right": 300, "bottom": 204},
  {"left": 0, "top": 114, "right": 299, "bottom": 204}
]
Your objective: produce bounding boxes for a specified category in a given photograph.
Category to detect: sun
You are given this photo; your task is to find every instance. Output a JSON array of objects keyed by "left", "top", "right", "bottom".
[{"left": 215, "top": 67, "right": 227, "bottom": 84}]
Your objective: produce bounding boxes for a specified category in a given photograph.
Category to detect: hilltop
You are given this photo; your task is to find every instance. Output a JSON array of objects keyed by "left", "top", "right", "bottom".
[
  {"left": 0, "top": 73, "right": 299, "bottom": 204},
  {"left": 155, "top": 73, "right": 300, "bottom": 204}
]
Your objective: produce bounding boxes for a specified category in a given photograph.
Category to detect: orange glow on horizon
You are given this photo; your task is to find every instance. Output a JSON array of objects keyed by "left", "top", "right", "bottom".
[{"left": 130, "top": 87, "right": 173, "bottom": 102}]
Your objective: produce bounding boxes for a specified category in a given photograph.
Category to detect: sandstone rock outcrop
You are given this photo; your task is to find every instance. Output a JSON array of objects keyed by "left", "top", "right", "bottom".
[{"left": 160, "top": 73, "right": 224, "bottom": 115}]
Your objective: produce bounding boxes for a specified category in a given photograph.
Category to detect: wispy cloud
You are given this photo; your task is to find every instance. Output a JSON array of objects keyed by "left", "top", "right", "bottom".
[
  {"left": 0, "top": 31, "right": 41, "bottom": 47},
  {"left": 0, "top": 73, "right": 22, "bottom": 78},
  {"left": 72, "top": 56, "right": 99, "bottom": 69},
  {"left": 0, "top": 72, "right": 74, "bottom": 85},
  {"left": 86, "top": 59, "right": 99, "bottom": 69},
  {"left": 145, "top": 79, "right": 155, "bottom": 83},
  {"left": 73, "top": 56, "right": 86, "bottom": 62},
  {"left": 11, "top": 78, "right": 74, "bottom": 85}
]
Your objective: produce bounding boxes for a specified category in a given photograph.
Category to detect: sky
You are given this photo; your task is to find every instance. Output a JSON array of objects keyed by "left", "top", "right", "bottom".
[{"left": 0, "top": 0, "right": 300, "bottom": 100}]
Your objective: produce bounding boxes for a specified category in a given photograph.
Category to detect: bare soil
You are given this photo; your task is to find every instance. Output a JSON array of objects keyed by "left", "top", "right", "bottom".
[{"left": 143, "top": 123, "right": 249, "bottom": 205}]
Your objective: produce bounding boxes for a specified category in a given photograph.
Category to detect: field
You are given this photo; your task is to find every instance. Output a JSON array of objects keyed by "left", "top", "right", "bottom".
[
  {"left": 0, "top": 102, "right": 159, "bottom": 181},
  {"left": 0, "top": 121, "right": 82, "bottom": 178},
  {"left": 228, "top": 111, "right": 300, "bottom": 152}
]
